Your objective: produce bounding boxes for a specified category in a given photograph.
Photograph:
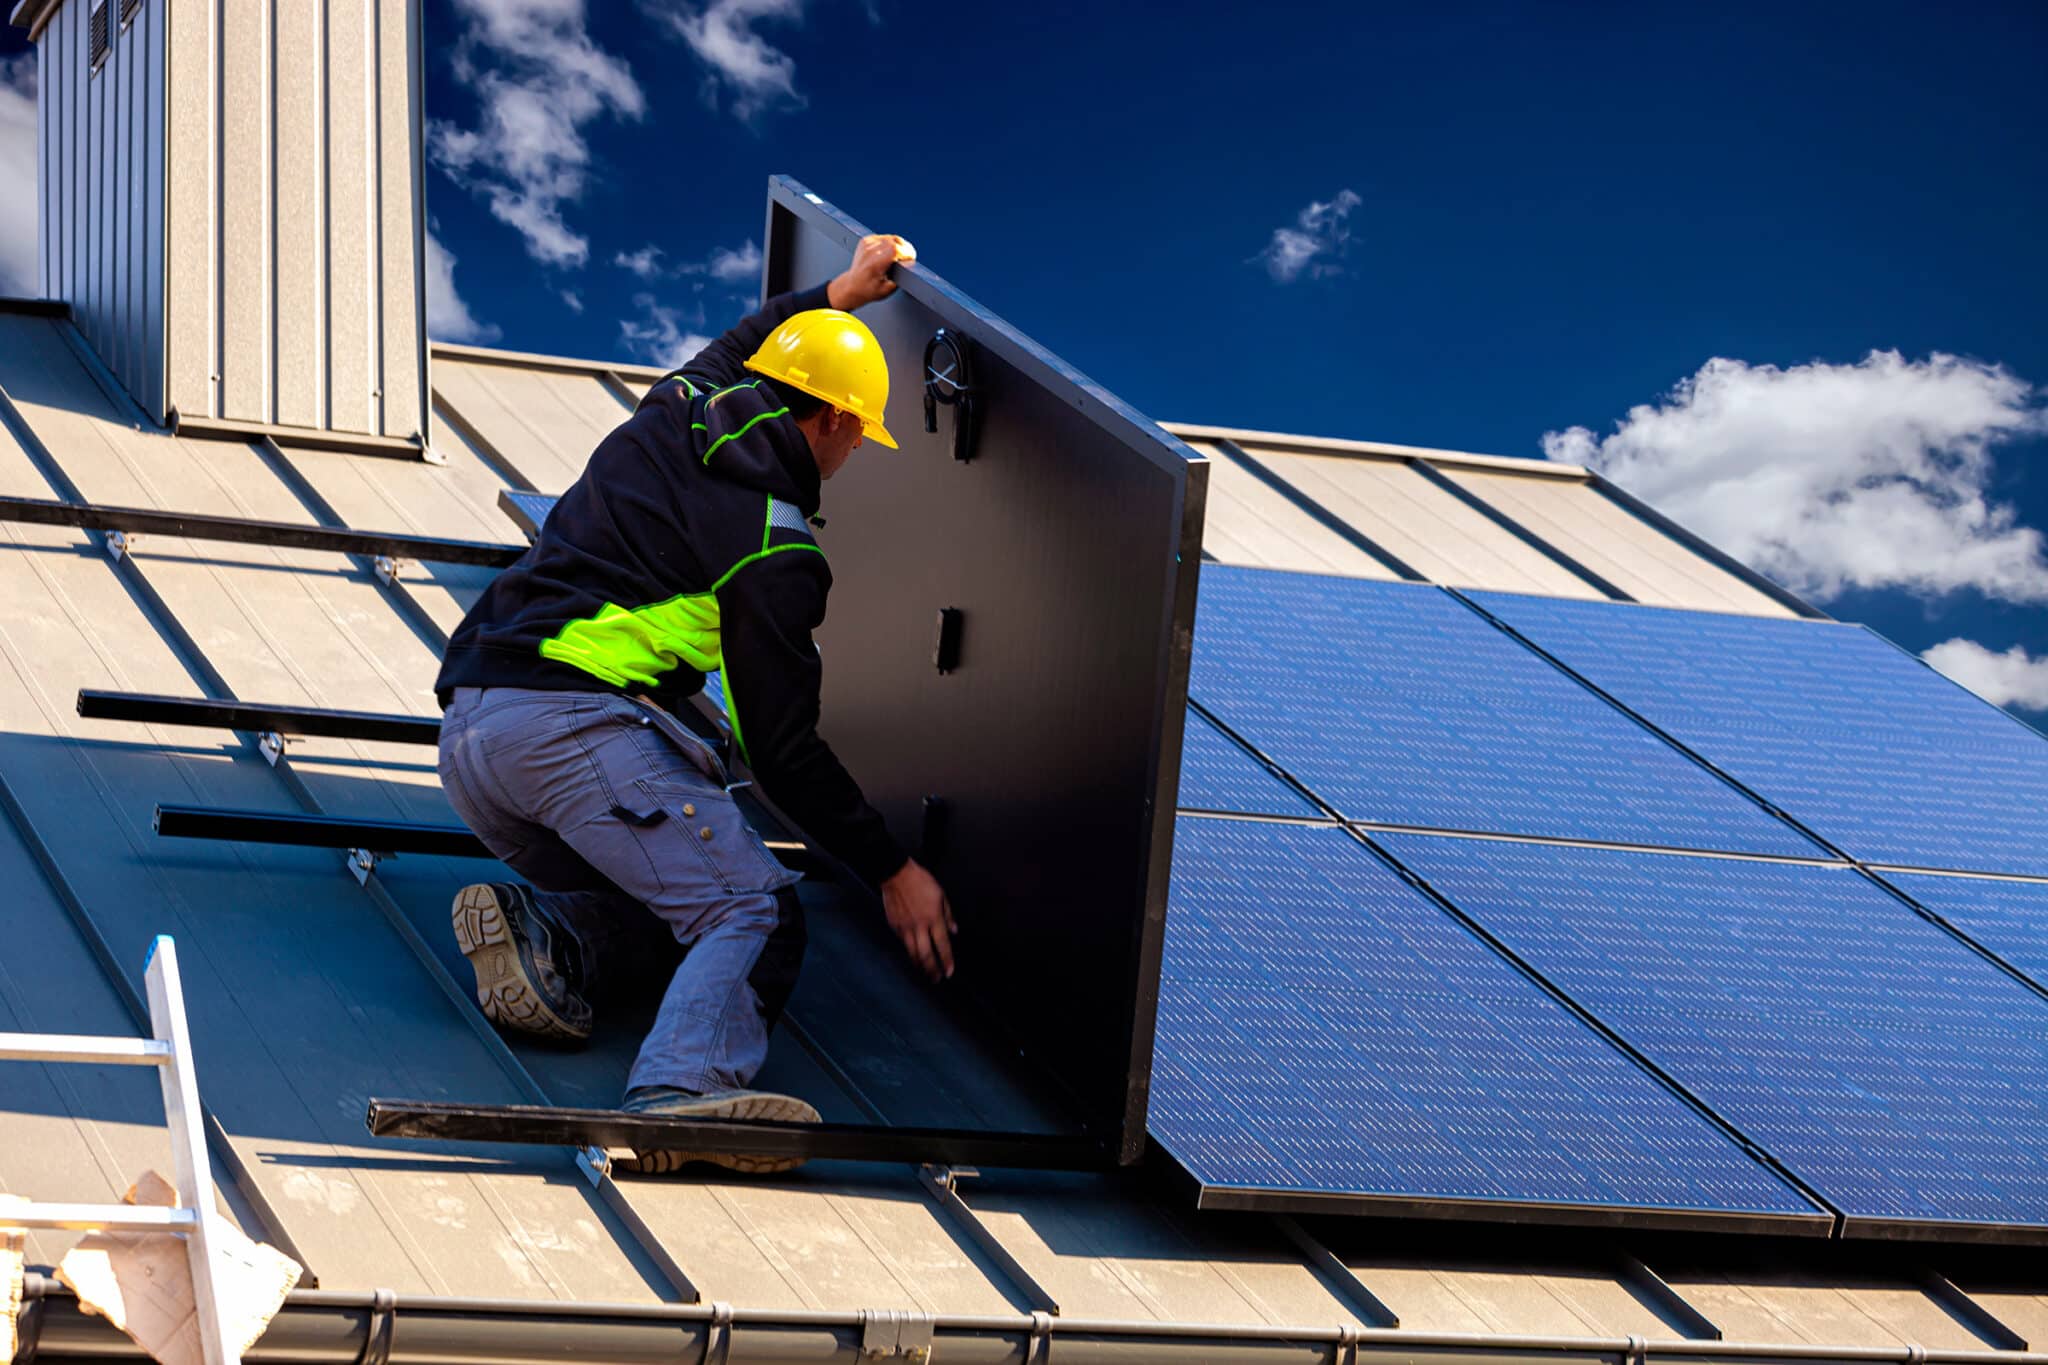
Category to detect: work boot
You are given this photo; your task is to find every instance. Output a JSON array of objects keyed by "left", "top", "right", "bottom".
[
  {"left": 615, "top": 1085, "right": 821, "bottom": 1175},
  {"left": 451, "top": 883, "right": 593, "bottom": 1042}
]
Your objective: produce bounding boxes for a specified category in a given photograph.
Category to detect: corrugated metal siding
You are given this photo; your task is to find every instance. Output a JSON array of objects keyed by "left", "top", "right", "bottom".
[
  {"left": 1183, "top": 439, "right": 1402, "bottom": 579},
  {"left": 1233, "top": 443, "right": 1608, "bottom": 598},
  {"left": 127, "top": 0, "right": 427, "bottom": 437},
  {"left": 429, "top": 357, "right": 634, "bottom": 493},
  {"left": 35, "top": 0, "right": 164, "bottom": 415},
  {"left": 1444, "top": 468, "right": 1797, "bottom": 616}
]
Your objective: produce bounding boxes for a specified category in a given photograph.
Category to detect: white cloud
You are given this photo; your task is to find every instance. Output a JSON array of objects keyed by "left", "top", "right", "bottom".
[
  {"left": 1923, "top": 639, "right": 2048, "bottom": 712},
  {"left": 703, "top": 239, "right": 762, "bottom": 284},
  {"left": 1544, "top": 351, "right": 2048, "bottom": 603},
  {"left": 560, "top": 288, "right": 585, "bottom": 313},
  {"left": 0, "top": 56, "right": 39, "bottom": 296},
  {"left": 430, "top": 0, "right": 645, "bottom": 268},
  {"left": 614, "top": 244, "right": 666, "bottom": 278},
  {"left": 1254, "top": 189, "right": 1362, "bottom": 284},
  {"left": 619, "top": 293, "right": 714, "bottom": 368},
  {"left": 654, "top": 0, "right": 807, "bottom": 121},
  {"left": 423, "top": 229, "right": 500, "bottom": 343}
]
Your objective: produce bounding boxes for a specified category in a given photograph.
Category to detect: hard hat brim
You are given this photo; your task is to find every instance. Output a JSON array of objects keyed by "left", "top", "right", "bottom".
[{"left": 863, "top": 421, "right": 899, "bottom": 450}]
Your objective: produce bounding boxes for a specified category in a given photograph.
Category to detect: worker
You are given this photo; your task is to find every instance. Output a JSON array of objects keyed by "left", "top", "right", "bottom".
[{"left": 433, "top": 234, "right": 955, "bottom": 1174}]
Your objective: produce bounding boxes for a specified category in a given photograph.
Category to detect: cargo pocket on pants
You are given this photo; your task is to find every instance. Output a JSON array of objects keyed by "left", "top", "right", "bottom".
[{"left": 632, "top": 778, "right": 791, "bottom": 896}]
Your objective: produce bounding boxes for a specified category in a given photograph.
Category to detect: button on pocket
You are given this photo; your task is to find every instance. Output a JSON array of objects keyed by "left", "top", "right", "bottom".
[{"left": 634, "top": 777, "right": 793, "bottom": 896}]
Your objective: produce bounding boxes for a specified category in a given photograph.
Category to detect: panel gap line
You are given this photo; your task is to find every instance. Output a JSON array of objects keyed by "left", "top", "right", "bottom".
[
  {"left": 1173, "top": 808, "right": 1343, "bottom": 829},
  {"left": 1340, "top": 823, "right": 1845, "bottom": 1233},
  {"left": 1406, "top": 456, "right": 1637, "bottom": 602},
  {"left": 1444, "top": 587, "right": 2048, "bottom": 1004},
  {"left": 1341, "top": 821, "right": 1853, "bottom": 869},
  {"left": 1866, "top": 863, "right": 2048, "bottom": 887},
  {"left": 1210, "top": 438, "right": 1428, "bottom": 582},
  {"left": 1184, "top": 696, "right": 1349, "bottom": 826}
]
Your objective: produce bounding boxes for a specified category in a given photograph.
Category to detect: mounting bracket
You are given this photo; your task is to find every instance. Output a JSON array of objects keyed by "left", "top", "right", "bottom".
[{"left": 922, "top": 327, "right": 977, "bottom": 462}]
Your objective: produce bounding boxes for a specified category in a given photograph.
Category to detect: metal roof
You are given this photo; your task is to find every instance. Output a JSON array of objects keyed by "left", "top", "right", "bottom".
[{"left": 2, "top": 305, "right": 2044, "bottom": 1361}]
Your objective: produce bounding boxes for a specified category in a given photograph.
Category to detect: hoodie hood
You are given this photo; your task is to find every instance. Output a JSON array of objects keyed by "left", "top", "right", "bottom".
[{"left": 644, "top": 378, "right": 823, "bottom": 518}]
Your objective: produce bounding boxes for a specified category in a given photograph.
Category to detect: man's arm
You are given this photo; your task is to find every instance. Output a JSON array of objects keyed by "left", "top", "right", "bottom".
[
  {"left": 718, "top": 551, "right": 958, "bottom": 979},
  {"left": 673, "top": 235, "right": 915, "bottom": 391},
  {"left": 676, "top": 284, "right": 833, "bottom": 392}
]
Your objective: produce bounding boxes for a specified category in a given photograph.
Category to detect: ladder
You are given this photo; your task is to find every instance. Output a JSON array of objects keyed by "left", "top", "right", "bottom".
[{"left": 0, "top": 935, "right": 239, "bottom": 1365}]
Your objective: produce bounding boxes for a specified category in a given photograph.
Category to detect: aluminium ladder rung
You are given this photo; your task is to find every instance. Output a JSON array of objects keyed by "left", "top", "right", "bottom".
[
  {"left": 0, "top": 1032, "right": 173, "bottom": 1065},
  {"left": 3, "top": 1203, "right": 198, "bottom": 1232}
]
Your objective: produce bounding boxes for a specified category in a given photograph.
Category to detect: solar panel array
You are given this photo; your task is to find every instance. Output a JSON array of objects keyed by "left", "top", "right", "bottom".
[
  {"left": 1154, "top": 820, "right": 1824, "bottom": 1226},
  {"left": 1189, "top": 569, "right": 1817, "bottom": 855},
  {"left": 1469, "top": 591, "right": 2048, "bottom": 876},
  {"left": 1382, "top": 835, "right": 2048, "bottom": 1236},
  {"left": 1152, "top": 563, "right": 2048, "bottom": 1239}
]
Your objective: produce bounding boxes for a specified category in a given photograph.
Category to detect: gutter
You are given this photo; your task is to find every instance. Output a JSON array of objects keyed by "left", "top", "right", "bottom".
[{"left": 15, "top": 1276, "right": 2042, "bottom": 1365}]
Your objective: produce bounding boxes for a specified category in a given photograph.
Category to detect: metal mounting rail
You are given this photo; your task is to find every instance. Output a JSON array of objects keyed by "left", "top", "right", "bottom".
[
  {"left": 152, "top": 803, "right": 818, "bottom": 875},
  {"left": 81, "top": 690, "right": 440, "bottom": 745},
  {"left": 367, "top": 1099, "right": 1110, "bottom": 1172},
  {"left": 0, "top": 493, "right": 525, "bottom": 567}
]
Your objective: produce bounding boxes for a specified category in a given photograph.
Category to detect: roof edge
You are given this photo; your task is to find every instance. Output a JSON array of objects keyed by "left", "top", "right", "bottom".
[
  {"left": 1161, "top": 420, "right": 1586, "bottom": 478},
  {"left": 21, "top": 1276, "right": 2048, "bottom": 1365},
  {"left": 8, "top": 0, "right": 57, "bottom": 38},
  {"left": 431, "top": 340, "right": 669, "bottom": 382}
]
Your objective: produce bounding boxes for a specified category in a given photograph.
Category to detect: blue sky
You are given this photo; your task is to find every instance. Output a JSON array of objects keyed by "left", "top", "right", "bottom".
[{"left": 4, "top": 2, "right": 2045, "bottom": 716}]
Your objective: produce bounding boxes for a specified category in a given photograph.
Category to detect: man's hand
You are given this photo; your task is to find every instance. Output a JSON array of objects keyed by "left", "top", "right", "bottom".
[
  {"left": 880, "top": 857, "right": 956, "bottom": 981},
  {"left": 827, "top": 234, "right": 914, "bottom": 312}
]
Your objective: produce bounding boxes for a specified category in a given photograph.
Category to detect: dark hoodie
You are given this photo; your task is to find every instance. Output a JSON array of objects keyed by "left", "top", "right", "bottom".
[{"left": 435, "top": 284, "right": 908, "bottom": 887}]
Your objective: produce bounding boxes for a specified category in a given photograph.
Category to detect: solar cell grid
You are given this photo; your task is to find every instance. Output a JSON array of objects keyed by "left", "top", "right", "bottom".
[
  {"left": 1176, "top": 708, "right": 1323, "bottom": 816},
  {"left": 1150, "top": 817, "right": 1822, "bottom": 1224},
  {"left": 1190, "top": 567, "right": 1817, "bottom": 856},
  {"left": 1884, "top": 872, "right": 2048, "bottom": 996},
  {"left": 1469, "top": 591, "right": 2048, "bottom": 876},
  {"left": 1383, "top": 833, "right": 2048, "bottom": 1235}
]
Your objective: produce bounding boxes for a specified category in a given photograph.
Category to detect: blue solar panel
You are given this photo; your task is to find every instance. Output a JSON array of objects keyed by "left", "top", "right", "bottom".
[
  {"left": 1190, "top": 567, "right": 1815, "bottom": 855},
  {"left": 1470, "top": 592, "right": 2048, "bottom": 876},
  {"left": 1177, "top": 709, "right": 1321, "bottom": 817},
  {"left": 1885, "top": 872, "right": 2048, "bottom": 992},
  {"left": 1382, "top": 833, "right": 2048, "bottom": 1234},
  {"left": 1150, "top": 818, "right": 1822, "bottom": 1224},
  {"left": 500, "top": 490, "right": 559, "bottom": 538}
]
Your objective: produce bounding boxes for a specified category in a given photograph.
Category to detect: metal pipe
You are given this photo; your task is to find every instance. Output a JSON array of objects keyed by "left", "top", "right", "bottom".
[{"left": 21, "top": 1276, "right": 2048, "bottom": 1365}]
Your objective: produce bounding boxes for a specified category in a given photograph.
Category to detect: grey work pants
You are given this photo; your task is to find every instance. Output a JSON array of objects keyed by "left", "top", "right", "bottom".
[{"left": 437, "top": 686, "right": 804, "bottom": 1095}]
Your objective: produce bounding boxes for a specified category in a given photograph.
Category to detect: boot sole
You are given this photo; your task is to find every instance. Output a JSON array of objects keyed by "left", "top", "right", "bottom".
[
  {"left": 620, "top": 1092, "right": 822, "bottom": 1176},
  {"left": 451, "top": 885, "right": 590, "bottom": 1042}
]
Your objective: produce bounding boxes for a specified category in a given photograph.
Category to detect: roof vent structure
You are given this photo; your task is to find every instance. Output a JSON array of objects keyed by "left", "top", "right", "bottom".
[
  {"left": 84, "top": 0, "right": 105, "bottom": 69},
  {"left": 11, "top": 0, "right": 428, "bottom": 442}
]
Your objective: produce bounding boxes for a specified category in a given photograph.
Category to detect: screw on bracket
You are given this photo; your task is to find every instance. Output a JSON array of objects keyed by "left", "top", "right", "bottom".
[{"left": 346, "top": 847, "right": 379, "bottom": 886}]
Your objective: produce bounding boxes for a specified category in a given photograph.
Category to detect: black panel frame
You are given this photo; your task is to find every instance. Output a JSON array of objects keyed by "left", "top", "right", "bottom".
[{"left": 763, "top": 178, "right": 1206, "bottom": 1163}]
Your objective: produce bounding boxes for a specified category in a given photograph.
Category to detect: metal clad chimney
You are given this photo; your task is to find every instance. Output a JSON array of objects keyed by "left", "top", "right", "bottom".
[{"left": 12, "top": 0, "right": 427, "bottom": 443}]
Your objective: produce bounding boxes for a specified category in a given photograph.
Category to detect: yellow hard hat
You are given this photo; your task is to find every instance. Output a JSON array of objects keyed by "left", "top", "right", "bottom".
[{"left": 743, "top": 308, "right": 899, "bottom": 449}]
